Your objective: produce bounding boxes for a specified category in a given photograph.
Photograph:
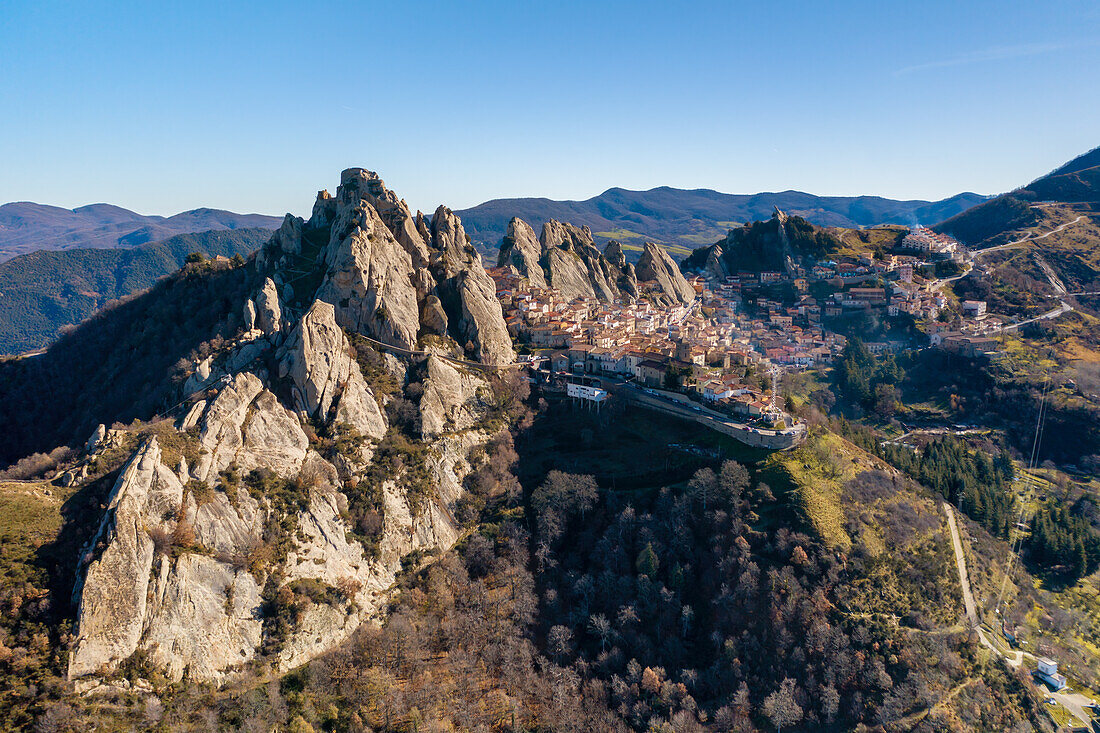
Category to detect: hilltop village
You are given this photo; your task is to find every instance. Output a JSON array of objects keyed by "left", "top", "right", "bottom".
[{"left": 487, "top": 211, "right": 1003, "bottom": 438}]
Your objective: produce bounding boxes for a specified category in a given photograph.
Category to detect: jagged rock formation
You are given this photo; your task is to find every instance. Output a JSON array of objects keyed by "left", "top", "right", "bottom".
[
  {"left": 682, "top": 208, "right": 841, "bottom": 275},
  {"left": 419, "top": 355, "right": 487, "bottom": 440},
  {"left": 636, "top": 241, "right": 696, "bottom": 305},
  {"left": 64, "top": 168, "right": 508, "bottom": 688},
  {"left": 497, "top": 217, "right": 695, "bottom": 305},
  {"left": 68, "top": 439, "right": 188, "bottom": 679},
  {"left": 278, "top": 301, "right": 387, "bottom": 443},
  {"left": 265, "top": 168, "right": 513, "bottom": 365},
  {"left": 428, "top": 206, "right": 515, "bottom": 365},
  {"left": 498, "top": 217, "right": 547, "bottom": 289},
  {"left": 314, "top": 191, "right": 424, "bottom": 351},
  {"left": 704, "top": 243, "right": 728, "bottom": 280}
]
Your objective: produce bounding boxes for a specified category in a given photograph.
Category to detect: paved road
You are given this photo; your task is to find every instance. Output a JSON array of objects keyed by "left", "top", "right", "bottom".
[
  {"left": 973, "top": 215, "right": 1086, "bottom": 256},
  {"left": 928, "top": 264, "right": 973, "bottom": 292},
  {"left": 985, "top": 301, "right": 1073, "bottom": 334},
  {"left": 604, "top": 378, "right": 806, "bottom": 445}
]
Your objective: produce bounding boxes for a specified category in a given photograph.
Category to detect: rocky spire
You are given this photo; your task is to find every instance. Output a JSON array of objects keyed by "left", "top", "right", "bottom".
[
  {"left": 338, "top": 168, "right": 431, "bottom": 266},
  {"left": 315, "top": 188, "right": 423, "bottom": 352},
  {"left": 498, "top": 217, "right": 548, "bottom": 290},
  {"left": 636, "top": 241, "right": 696, "bottom": 305},
  {"left": 429, "top": 206, "right": 515, "bottom": 365},
  {"left": 63, "top": 167, "right": 512, "bottom": 688}
]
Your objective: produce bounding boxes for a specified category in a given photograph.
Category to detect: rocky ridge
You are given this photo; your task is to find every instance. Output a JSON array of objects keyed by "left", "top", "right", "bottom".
[
  {"left": 63, "top": 169, "right": 514, "bottom": 687},
  {"left": 497, "top": 216, "right": 695, "bottom": 306}
]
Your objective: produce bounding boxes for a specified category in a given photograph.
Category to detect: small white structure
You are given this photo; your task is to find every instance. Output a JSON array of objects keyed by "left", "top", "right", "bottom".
[
  {"left": 1036, "top": 657, "right": 1067, "bottom": 691},
  {"left": 567, "top": 382, "right": 608, "bottom": 404},
  {"left": 961, "top": 300, "right": 988, "bottom": 319}
]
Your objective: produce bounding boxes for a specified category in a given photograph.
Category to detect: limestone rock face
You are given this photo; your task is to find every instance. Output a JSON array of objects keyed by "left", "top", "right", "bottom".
[
  {"left": 68, "top": 439, "right": 184, "bottom": 679},
  {"left": 278, "top": 484, "right": 378, "bottom": 671},
  {"left": 187, "top": 372, "right": 310, "bottom": 483},
  {"left": 185, "top": 488, "right": 264, "bottom": 557},
  {"left": 278, "top": 300, "right": 387, "bottom": 441},
  {"left": 255, "top": 277, "right": 283, "bottom": 336},
  {"left": 68, "top": 438, "right": 267, "bottom": 685},
  {"left": 544, "top": 246, "right": 601, "bottom": 301},
  {"left": 540, "top": 219, "right": 600, "bottom": 256},
  {"left": 338, "top": 167, "right": 431, "bottom": 267},
  {"left": 269, "top": 214, "right": 305, "bottom": 259},
  {"left": 243, "top": 300, "right": 257, "bottom": 331},
  {"left": 316, "top": 198, "right": 422, "bottom": 352},
  {"left": 636, "top": 241, "right": 696, "bottom": 305},
  {"left": 705, "top": 243, "right": 728, "bottom": 280},
  {"left": 497, "top": 217, "right": 547, "bottom": 289},
  {"left": 603, "top": 239, "right": 627, "bottom": 269},
  {"left": 65, "top": 166, "right": 514, "bottom": 689},
  {"left": 143, "top": 554, "right": 263, "bottom": 682},
  {"left": 538, "top": 219, "right": 628, "bottom": 302},
  {"left": 419, "top": 294, "right": 449, "bottom": 337},
  {"left": 419, "top": 355, "right": 487, "bottom": 440},
  {"left": 429, "top": 207, "right": 514, "bottom": 365},
  {"left": 85, "top": 424, "right": 106, "bottom": 453}
]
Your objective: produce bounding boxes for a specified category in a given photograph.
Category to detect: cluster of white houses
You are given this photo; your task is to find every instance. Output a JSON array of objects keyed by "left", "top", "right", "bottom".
[
  {"left": 490, "top": 222, "right": 1002, "bottom": 423},
  {"left": 900, "top": 226, "right": 961, "bottom": 256},
  {"left": 490, "top": 267, "right": 805, "bottom": 423}
]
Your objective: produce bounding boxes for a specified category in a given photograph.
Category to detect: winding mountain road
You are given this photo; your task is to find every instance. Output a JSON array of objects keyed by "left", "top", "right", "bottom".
[{"left": 972, "top": 215, "right": 1086, "bottom": 257}]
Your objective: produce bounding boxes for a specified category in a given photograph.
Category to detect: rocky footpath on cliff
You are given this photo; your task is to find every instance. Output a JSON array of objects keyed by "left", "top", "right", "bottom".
[
  {"left": 54, "top": 168, "right": 519, "bottom": 689},
  {"left": 497, "top": 216, "right": 695, "bottom": 305}
]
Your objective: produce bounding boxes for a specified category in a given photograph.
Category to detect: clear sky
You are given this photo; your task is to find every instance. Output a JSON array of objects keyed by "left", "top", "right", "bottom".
[{"left": 2, "top": 0, "right": 1098, "bottom": 218}]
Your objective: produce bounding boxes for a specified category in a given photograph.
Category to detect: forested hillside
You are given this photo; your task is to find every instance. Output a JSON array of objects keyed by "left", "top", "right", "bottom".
[
  {"left": 0, "top": 228, "right": 271, "bottom": 354},
  {"left": 0, "top": 255, "right": 256, "bottom": 465}
]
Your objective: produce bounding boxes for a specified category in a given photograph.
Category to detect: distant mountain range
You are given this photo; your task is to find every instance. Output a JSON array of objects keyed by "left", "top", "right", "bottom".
[
  {"left": 0, "top": 202, "right": 282, "bottom": 261},
  {"left": 455, "top": 187, "right": 988, "bottom": 259},
  {"left": 0, "top": 228, "right": 272, "bottom": 355}
]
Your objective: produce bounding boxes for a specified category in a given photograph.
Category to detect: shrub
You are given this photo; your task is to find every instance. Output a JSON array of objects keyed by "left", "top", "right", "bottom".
[{"left": 0, "top": 446, "right": 74, "bottom": 481}]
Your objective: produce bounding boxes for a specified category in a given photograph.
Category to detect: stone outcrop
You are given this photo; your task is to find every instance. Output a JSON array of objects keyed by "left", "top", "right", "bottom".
[
  {"left": 338, "top": 167, "right": 431, "bottom": 267},
  {"left": 189, "top": 372, "right": 311, "bottom": 484},
  {"left": 419, "top": 355, "right": 488, "bottom": 440},
  {"left": 498, "top": 216, "right": 694, "bottom": 306},
  {"left": 68, "top": 439, "right": 186, "bottom": 678},
  {"left": 603, "top": 239, "right": 627, "bottom": 269},
  {"left": 68, "top": 437, "right": 268, "bottom": 684},
  {"left": 65, "top": 167, "right": 511, "bottom": 688},
  {"left": 540, "top": 220, "right": 622, "bottom": 301},
  {"left": 278, "top": 301, "right": 387, "bottom": 442},
  {"left": 497, "top": 217, "right": 548, "bottom": 289},
  {"left": 705, "top": 243, "right": 728, "bottom": 279},
  {"left": 604, "top": 241, "right": 639, "bottom": 299},
  {"left": 636, "top": 241, "right": 696, "bottom": 305},
  {"left": 293, "top": 169, "right": 514, "bottom": 367},
  {"left": 419, "top": 294, "right": 449, "bottom": 337},
  {"left": 255, "top": 277, "right": 282, "bottom": 336},
  {"left": 429, "top": 207, "right": 515, "bottom": 365},
  {"left": 142, "top": 554, "right": 264, "bottom": 682},
  {"left": 316, "top": 199, "right": 423, "bottom": 351}
]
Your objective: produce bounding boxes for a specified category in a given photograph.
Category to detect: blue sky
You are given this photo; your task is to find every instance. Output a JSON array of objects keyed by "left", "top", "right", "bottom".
[{"left": 1, "top": 0, "right": 1098, "bottom": 217}]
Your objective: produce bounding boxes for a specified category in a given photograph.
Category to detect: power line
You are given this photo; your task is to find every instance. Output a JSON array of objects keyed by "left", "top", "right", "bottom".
[{"left": 994, "top": 377, "right": 1050, "bottom": 617}]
